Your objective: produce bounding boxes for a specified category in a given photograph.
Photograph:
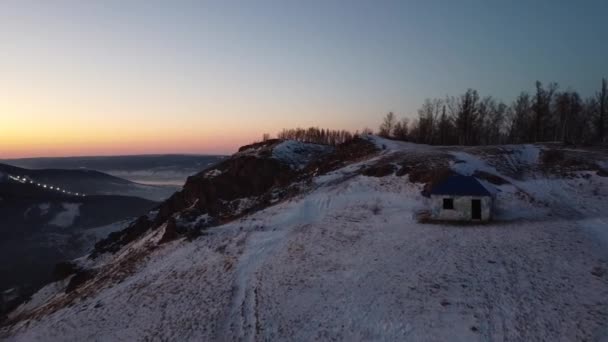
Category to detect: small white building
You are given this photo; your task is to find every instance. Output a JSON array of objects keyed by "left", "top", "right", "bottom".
[{"left": 429, "top": 175, "right": 493, "bottom": 222}]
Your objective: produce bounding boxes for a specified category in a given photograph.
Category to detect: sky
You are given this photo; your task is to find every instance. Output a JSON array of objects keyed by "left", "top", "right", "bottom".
[{"left": 1, "top": 0, "right": 606, "bottom": 158}]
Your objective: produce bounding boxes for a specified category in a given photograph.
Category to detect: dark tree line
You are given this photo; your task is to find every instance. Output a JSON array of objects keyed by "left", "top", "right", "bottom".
[
  {"left": 379, "top": 79, "right": 608, "bottom": 145},
  {"left": 275, "top": 127, "right": 355, "bottom": 145}
]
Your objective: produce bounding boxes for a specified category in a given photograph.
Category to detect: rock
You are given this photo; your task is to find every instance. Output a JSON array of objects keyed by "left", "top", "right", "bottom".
[
  {"left": 237, "top": 139, "right": 281, "bottom": 152},
  {"left": 306, "top": 137, "right": 378, "bottom": 175},
  {"left": 53, "top": 261, "right": 80, "bottom": 281},
  {"left": 541, "top": 149, "right": 565, "bottom": 165},
  {"left": 65, "top": 269, "right": 95, "bottom": 293},
  {"left": 362, "top": 164, "right": 396, "bottom": 177},
  {"left": 91, "top": 138, "right": 377, "bottom": 257},
  {"left": 159, "top": 217, "right": 178, "bottom": 244},
  {"left": 591, "top": 266, "right": 605, "bottom": 278},
  {"left": 396, "top": 165, "right": 411, "bottom": 177},
  {"left": 91, "top": 215, "right": 153, "bottom": 258}
]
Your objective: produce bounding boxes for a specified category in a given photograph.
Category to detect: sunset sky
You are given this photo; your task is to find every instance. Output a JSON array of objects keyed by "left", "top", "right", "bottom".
[{"left": 1, "top": 0, "right": 606, "bottom": 158}]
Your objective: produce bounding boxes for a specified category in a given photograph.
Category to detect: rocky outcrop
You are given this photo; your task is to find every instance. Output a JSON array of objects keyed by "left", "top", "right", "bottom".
[
  {"left": 90, "top": 139, "right": 359, "bottom": 255},
  {"left": 306, "top": 137, "right": 378, "bottom": 175},
  {"left": 91, "top": 215, "right": 153, "bottom": 257},
  {"left": 65, "top": 269, "right": 96, "bottom": 293},
  {"left": 362, "top": 164, "right": 397, "bottom": 177},
  {"left": 53, "top": 262, "right": 80, "bottom": 281}
]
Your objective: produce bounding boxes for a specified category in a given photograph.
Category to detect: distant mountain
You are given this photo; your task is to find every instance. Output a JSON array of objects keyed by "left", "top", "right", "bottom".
[
  {"left": 1, "top": 154, "right": 226, "bottom": 186},
  {"left": 0, "top": 163, "right": 175, "bottom": 201},
  {"left": 0, "top": 170, "right": 159, "bottom": 316}
]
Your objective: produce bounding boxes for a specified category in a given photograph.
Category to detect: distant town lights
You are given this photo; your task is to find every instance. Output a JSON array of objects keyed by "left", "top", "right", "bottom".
[{"left": 8, "top": 174, "right": 83, "bottom": 197}]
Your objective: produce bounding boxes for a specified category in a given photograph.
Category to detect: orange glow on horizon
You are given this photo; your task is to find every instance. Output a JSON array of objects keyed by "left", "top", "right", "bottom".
[
  {"left": 0, "top": 111, "right": 265, "bottom": 158},
  {"left": 0, "top": 80, "right": 372, "bottom": 158},
  {"left": 0, "top": 126, "right": 260, "bottom": 158},
  {"left": 0, "top": 95, "right": 279, "bottom": 158},
  {"left": 0, "top": 94, "right": 369, "bottom": 158}
]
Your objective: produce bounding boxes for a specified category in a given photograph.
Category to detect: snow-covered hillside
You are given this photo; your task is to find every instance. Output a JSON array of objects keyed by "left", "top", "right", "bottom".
[{"left": 2, "top": 137, "right": 607, "bottom": 341}]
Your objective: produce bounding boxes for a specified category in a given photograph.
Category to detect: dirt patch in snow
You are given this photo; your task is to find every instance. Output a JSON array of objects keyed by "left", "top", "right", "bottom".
[{"left": 362, "top": 163, "right": 397, "bottom": 177}]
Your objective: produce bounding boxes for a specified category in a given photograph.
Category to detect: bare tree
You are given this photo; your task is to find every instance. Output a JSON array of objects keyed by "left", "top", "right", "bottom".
[
  {"left": 508, "top": 92, "right": 532, "bottom": 144},
  {"left": 379, "top": 112, "right": 396, "bottom": 138},
  {"left": 597, "top": 78, "right": 607, "bottom": 142},
  {"left": 477, "top": 96, "right": 497, "bottom": 145},
  {"left": 532, "top": 81, "right": 558, "bottom": 142},
  {"left": 392, "top": 117, "right": 409, "bottom": 140},
  {"left": 453, "top": 89, "right": 480, "bottom": 145},
  {"left": 487, "top": 101, "right": 507, "bottom": 144},
  {"left": 277, "top": 127, "right": 354, "bottom": 145},
  {"left": 555, "top": 91, "right": 584, "bottom": 144},
  {"left": 375, "top": 78, "right": 604, "bottom": 146},
  {"left": 361, "top": 127, "right": 374, "bottom": 135},
  {"left": 437, "top": 105, "right": 453, "bottom": 145},
  {"left": 416, "top": 99, "right": 442, "bottom": 144}
]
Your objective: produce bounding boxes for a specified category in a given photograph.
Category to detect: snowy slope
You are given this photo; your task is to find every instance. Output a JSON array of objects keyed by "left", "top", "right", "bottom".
[
  {"left": 235, "top": 139, "right": 333, "bottom": 170},
  {"left": 271, "top": 140, "right": 333, "bottom": 170},
  {"left": 2, "top": 137, "right": 608, "bottom": 341}
]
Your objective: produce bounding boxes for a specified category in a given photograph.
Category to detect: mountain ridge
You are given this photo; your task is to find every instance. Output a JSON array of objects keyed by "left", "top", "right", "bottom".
[{"left": 2, "top": 136, "right": 607, "bottom": 341}]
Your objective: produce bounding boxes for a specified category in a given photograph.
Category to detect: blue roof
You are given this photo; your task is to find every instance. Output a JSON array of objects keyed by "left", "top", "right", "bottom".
[{"left": 430, "top": 175, "right": 492, "bottom": 196}]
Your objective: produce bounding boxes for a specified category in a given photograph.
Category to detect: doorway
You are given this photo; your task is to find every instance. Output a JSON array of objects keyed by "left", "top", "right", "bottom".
[{"left": 471, "top": 199, "right": 481, "bottom": 220}]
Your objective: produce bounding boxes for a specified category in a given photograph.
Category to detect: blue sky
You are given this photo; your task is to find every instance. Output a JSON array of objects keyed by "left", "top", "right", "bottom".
[{"left": 1, "top": 0, "right": 606, "bottom": 156}]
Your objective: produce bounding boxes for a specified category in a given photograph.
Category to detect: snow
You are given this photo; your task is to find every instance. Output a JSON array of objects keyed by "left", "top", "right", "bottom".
[
  {"left": 83, "top": 220, "right": 132, "bottom": 241},
  {"left": 3, "top": 142, "right": 608, "bottom": 341},
  {"left": 146, "top": 209, "right": 159, "bottom": 220},
  {"left": 364, "top": 135, "right": 433, "bottom": 153},
  {"left": 228, "top": 197, "right": 259, "bottom": 216},
  {"left": 516, "top": 144, "right": 541, "bottom": 164},
  {"left": 271, "top": 140, "right": 333, "bottom": 170},
  {"left": 204, "top": 169, "right": 223, "bottom": 178},
  {"left": 234, "top": 140, "right": 333, "bottom": 170},
  {"left": 447, "top": 147, "right": 608, "bottom": 221},
  {"left": 579, "top": 217, "right": 608, "bottom": 247},
  {"left": 8, "top": 277, "right": 73, "bottom": 319},
  {"left": 450, "top": 151, "right": 498, "bottom": 176},
  {"left": 175, "top": 213, "right": 212, "bottom": 229},
  {"left": 48, "top": 203, "right": 81, "bottom": 228},
  {"left": 38, "top": 203, "right": 50, "bottom": 216}
]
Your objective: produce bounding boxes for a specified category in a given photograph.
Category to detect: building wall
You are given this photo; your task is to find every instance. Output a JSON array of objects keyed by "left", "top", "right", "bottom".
[{"left": 430, "top": 195, "right": 492, "bottom": 221}]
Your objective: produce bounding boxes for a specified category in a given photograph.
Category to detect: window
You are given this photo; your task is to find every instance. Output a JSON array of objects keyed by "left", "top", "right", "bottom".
[{"left": 443, "top": 198, "right": 454, "bottom": 210}]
